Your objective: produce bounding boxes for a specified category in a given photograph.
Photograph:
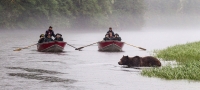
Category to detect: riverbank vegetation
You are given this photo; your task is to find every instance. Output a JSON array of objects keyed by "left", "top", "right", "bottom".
[{"left": 141, "top": 41, "right": 200, "bottom": 81}]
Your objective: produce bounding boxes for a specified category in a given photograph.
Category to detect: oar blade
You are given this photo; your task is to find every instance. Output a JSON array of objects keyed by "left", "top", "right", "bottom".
[
  {"left": 13, "top": 48, "right": 22, "bottom": 51},
  {"left": 75, "top": 47, "right": 84, "bottom": 50},
  {"left": 139, "top": 47, "right": 146, "bottom": 51}
]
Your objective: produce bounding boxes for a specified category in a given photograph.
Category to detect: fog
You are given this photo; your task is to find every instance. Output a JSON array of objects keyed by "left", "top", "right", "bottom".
[
  {"left": 1, "top": 0, "right": 200, "bottom": 31},
  {"left": 144, "top": 0, "right": 200, "bottom": 30}
]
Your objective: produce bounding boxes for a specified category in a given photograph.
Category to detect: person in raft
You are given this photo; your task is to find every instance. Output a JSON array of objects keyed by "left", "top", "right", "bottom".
[
  {"left": 108, "top": 32, "right": 115, "bottom": 40},
  {"left": 103, "top": 34, "right": 110, "bottom": 41},
  {"left": 113, "top": 33, "right": 121, "bottom": 41},
  {"left": 38, "top": 34, "right": 45, "bottom": 43},
  {"left": 44, "top": 34, "right": 53, "bottom": 42},
  {"left": 107, "top": 27, "right": 115, "bottom": 36},
  {"left": 54, "top": 33, "right": 63, "bottom": 41},
  {"left": 45, "top": 26, "right": 56, "bottom": 38}
]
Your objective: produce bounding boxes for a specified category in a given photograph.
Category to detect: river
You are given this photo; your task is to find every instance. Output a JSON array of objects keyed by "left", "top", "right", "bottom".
[{"left": 0, "top": 29, "right": 200, "bottom": 90}]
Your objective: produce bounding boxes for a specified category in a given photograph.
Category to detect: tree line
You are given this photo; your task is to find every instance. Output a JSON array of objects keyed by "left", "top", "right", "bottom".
[
  {"left": 0, "top": 0, "right": 145, "bottom": 30},
  {"left": 1, "top": 0, "right": 199, "bottom": 30}
]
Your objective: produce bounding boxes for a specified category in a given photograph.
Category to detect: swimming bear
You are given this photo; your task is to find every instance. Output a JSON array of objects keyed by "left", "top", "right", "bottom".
[{"left": 118, "top": 55, "right": 161, "bottom": 67}]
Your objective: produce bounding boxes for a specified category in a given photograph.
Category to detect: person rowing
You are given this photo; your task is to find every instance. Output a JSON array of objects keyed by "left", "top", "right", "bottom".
[
  {"left": 45, "top": 26, "right": 56, "bottom": 38},
  {"left": 107, "top": 27, "right": 115, "bottom": 36}
]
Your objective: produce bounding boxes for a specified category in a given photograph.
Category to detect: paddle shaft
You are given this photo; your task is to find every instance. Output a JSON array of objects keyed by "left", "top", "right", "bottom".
[
  {"left": 23, "top": 44, "right": 37, "bottom": 49},
  {"left": 67, "top": 43, "right": 77, "bottom": 49},
  {"left": 125, "top": 43, "right": 146, "bottom": 51},
  {"left": 14, "top": 43, "right": 37, "bottom": 51},
  {"left": 76, "top": 42, "right": 98, "bottom": 50},
  {"left": 82, "top": 42, "right": 97, "bottom": 48}
]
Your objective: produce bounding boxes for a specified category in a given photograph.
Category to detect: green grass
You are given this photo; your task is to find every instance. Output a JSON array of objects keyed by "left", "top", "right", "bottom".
[{"left": 141, "top": 41, "right": 200, "bottom": 81}]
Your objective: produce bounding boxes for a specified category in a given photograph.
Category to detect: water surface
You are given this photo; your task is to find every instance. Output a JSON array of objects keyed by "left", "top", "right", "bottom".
[{"left": 0, "top": 29, "right": 200, "bottom": 90}]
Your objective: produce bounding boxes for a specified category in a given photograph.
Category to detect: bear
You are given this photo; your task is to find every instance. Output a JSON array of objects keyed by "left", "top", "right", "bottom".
[{"left": 118, "top": 55, "right": 161, "bottom": 67}]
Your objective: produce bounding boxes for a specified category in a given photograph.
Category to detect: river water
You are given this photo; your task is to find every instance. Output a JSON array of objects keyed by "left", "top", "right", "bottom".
[{"left": 1, "top": 29, "right": 200, "bottom": 90}]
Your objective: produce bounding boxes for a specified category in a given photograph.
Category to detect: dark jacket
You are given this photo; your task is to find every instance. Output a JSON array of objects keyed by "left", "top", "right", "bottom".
[
  {"left": 116, "top": 37, "right": 122, "bottom": 41},
  {"left": 54, "top": 37, "right": 63, "bottom": 41},
  {"left": 103, "top": 37, "right": 110, "bottom": 41},
  {"left": 107, "top": 30, "right": 115, "bottom": 36},
  {"left": 113, "top": 36, "right": 121, "bottom": 41},
  {"left": 44, "top": 38, "right": 53, "bottom": 42},
  {"left": 45, "top": 30, "right": 55, "bottom": 38},
  {"left": 38, "top": 38, "right": 45, "bottom": 43}
]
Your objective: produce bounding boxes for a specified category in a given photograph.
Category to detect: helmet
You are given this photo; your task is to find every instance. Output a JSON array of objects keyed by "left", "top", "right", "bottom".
[
  {"left": 115, "top": 33, "right": 119, "bottom": 36},
  {"left": 40, "top": 34, "right": 44, "bottom": 37}
]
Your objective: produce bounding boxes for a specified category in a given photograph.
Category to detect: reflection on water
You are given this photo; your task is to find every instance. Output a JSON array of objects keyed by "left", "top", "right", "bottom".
[
  {"left": 1, "top": 30, "right": 200, "bottom": 90},
  {"left": 7, "top": 67, "right": 76, "bottom": 83},
  {"left": 8, "top": 73, "right": 75, "bottom": 83}
]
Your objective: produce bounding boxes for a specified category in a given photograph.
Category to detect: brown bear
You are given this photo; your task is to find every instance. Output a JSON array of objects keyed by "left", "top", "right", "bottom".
[{"left": 118, "top": 55, "right": 161, "bottom": 67}]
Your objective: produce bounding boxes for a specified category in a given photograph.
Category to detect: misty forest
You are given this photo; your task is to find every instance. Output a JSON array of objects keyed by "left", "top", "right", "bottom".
[{"left": 1, "top": 0, "right": 200, "bottom": 30}]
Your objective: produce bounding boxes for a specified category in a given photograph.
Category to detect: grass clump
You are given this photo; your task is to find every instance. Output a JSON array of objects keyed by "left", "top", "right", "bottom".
[
  {"left": 142, "top": 62, "right": 200, "bottom": 80},
  {"left": 142, "top": 41, "right": 200, "bottom": 81},
  {"left": 154, "top": 41, "right": 200, "bottom": 63}
]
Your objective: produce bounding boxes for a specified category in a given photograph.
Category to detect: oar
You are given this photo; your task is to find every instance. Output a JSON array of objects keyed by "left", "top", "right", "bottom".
[
  {"left": 75, "top": 42, "right": 98, "bottom": 50},
  {"left": 13, "top": 44, "right": 37, "bottom": 51},
  {"left": 125, "top": 43, "right": 146, "bottom": 51}
]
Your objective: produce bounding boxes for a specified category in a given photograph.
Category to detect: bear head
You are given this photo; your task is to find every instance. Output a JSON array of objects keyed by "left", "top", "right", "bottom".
[{"left": 118, "top": 55, "right": 129, "bottom": 65}]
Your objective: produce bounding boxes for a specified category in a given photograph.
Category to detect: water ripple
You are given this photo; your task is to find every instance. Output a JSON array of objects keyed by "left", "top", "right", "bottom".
[
  {"left": 8, "top": 73, "right": 76, "bottom": 83},
  {"left": 6, "top": 67, "right": 64, "bottom": 74}
]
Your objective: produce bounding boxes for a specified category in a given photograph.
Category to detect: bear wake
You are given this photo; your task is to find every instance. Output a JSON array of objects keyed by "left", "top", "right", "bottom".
[{"left": 118, "top": 56, "right": 161, "bottom": 67}]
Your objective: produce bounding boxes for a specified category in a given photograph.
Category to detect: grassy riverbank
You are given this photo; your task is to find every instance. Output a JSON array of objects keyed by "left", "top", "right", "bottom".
[{"left": 141, "top": 41, "right": 200, "bottom": 80}]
